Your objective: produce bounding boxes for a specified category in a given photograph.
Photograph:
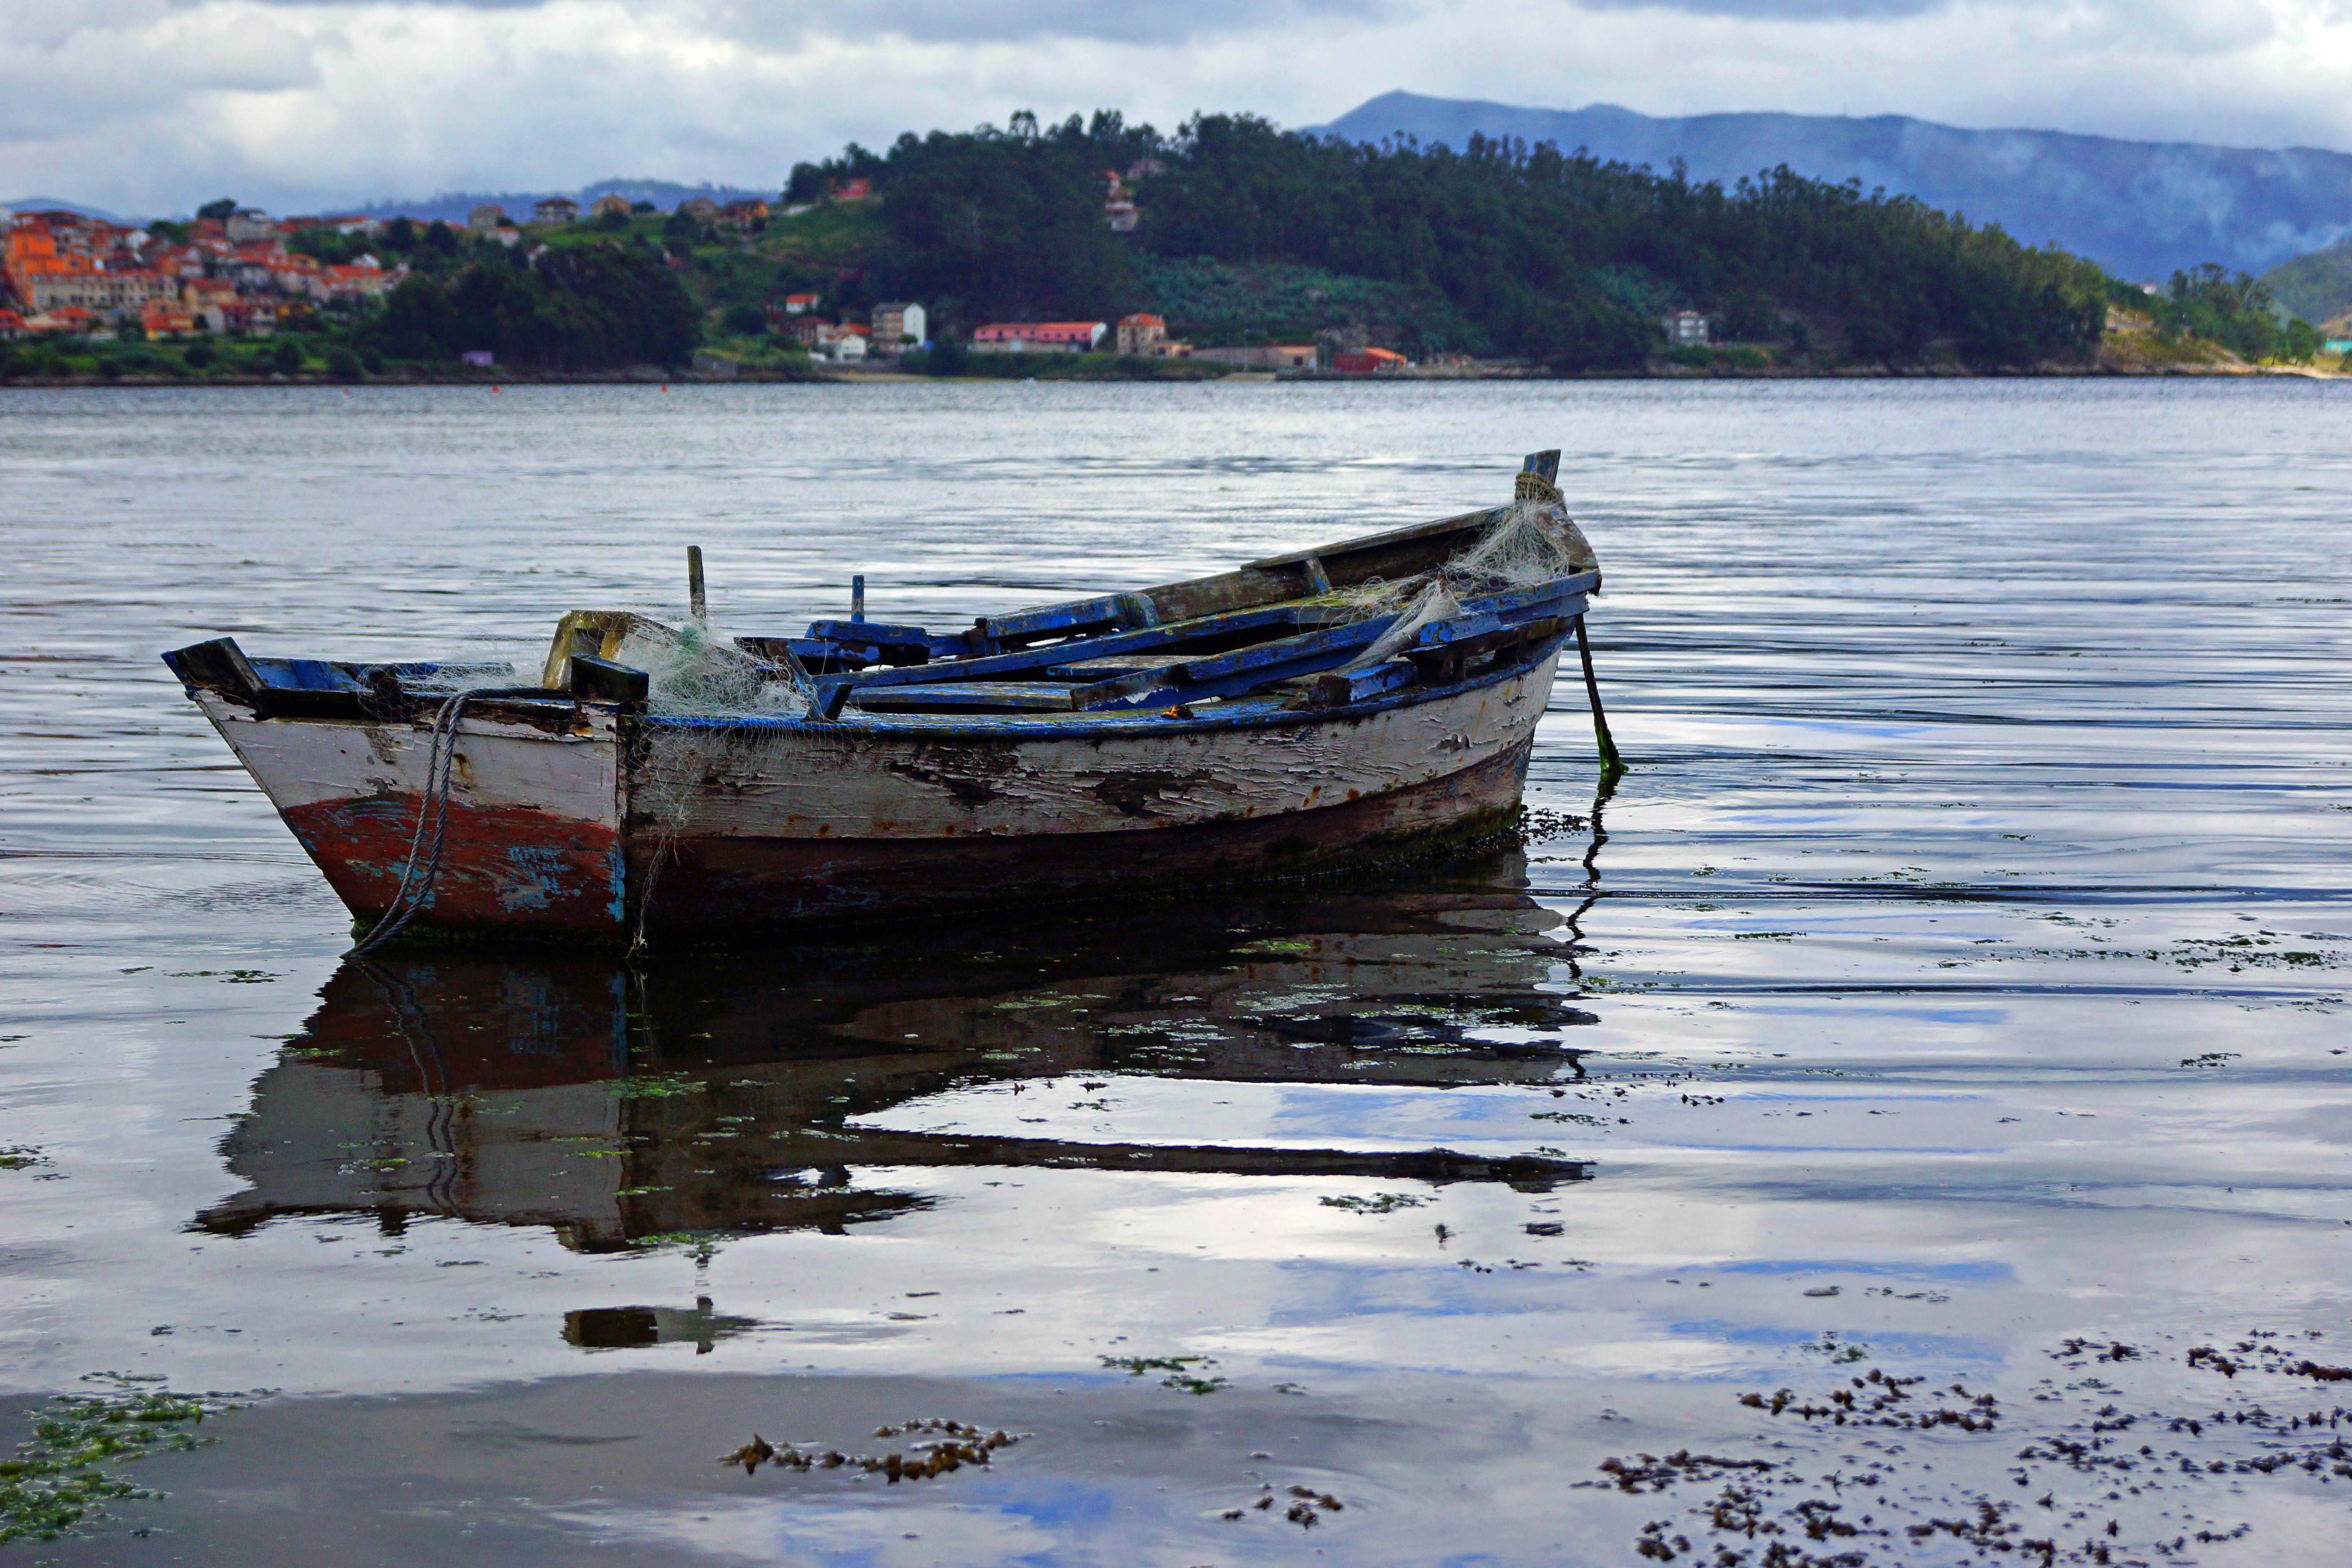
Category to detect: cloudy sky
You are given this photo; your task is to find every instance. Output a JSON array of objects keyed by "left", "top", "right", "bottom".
[{"left": 8, "top": 0, "right": 2352, "bottom": 214}]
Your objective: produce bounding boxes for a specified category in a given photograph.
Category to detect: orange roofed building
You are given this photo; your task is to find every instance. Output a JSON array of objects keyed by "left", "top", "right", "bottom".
[{"left": 971, "top": 321, "right": 1106, "bottom": 354}]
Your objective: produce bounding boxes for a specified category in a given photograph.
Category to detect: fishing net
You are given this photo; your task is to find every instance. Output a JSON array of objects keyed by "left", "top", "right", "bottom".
[
  {"left": 609, "top": 615, "right": 809, "bottom": 719},
  {"left": 1338, "top": 482, "right": 1599, "bottom": 671}
]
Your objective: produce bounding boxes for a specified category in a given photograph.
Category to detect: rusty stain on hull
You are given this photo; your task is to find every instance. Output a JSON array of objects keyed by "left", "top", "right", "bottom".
[{"left": 284, "top": 794, "right": 626, "bottom": 936}]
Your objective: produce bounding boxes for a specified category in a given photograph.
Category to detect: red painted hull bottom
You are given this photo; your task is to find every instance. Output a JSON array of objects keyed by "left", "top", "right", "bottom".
[
  {"left": 283, "top": 794, "right": 626, "bottom": 937},
  {"left": 633, "top": 738, "right": 1536, "bottom": 937}
]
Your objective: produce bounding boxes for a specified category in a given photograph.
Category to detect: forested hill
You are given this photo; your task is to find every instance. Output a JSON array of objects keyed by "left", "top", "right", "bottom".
[
  {"left": 1314, "top": 92, "right": 2352, "bottom": 281},
  {"left": 802, "top": 112, "right": 2110, "bottom": 371}
]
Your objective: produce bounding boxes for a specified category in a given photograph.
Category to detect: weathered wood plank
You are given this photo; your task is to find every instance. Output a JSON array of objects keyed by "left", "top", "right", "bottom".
[
  {"left": 1075, "top": 620, "right": 1394, "bottom": 711},
  {"left": 826, "top": 602, "right": 1306, "bottom": 694},
  {"left": 847, "top": 682, "right": 1080, "bottom": 713}
]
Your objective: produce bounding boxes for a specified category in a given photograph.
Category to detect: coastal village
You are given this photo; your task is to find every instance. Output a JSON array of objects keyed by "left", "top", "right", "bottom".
[
  {"left": 4, "top": 145, "right": 2332, "bottom": 380},
  {"left": 0, "top": 171, "right": 1446, "bottom": 378}
]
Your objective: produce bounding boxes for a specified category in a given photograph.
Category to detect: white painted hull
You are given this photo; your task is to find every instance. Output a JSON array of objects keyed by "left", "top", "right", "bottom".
[{"left": 194, "top": 655, "right": 1559, "bottom": 940}]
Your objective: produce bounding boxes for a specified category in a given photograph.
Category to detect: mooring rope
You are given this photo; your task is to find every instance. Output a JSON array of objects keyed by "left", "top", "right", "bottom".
[{"left": 348, "top": 690, "right": 476, "bottom": 957}]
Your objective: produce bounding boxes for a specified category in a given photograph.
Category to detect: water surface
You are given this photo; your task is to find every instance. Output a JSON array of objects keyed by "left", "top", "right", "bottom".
[{"left": 2, "top": 380, "right": 2348, "bottom": 1565}]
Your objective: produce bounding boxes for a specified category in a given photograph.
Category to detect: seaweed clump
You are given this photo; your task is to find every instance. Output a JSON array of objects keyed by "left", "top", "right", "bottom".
[
  {"left": 0, "top": 1375, "right": 255, "bottom": 1545},
  {"left": 1589, "top": 1334, "right": 2352, "bottom": 1565},
  {"left": 720, "top": 1417, "right": 1021, "bottom": 1481}
]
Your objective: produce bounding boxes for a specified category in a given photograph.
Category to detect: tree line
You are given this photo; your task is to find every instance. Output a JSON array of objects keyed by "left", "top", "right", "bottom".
[
  {"left": 794, "top": 110, "right": 2114, "bottom": 369},
  {"left": 369, "top": 240, "right": 698, "bottom": 370}
]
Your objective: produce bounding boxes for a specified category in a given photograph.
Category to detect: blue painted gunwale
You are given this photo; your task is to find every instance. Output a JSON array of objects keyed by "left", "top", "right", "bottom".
[{"left": 640, "top": 624, "right": 1576, "bottom": 745}]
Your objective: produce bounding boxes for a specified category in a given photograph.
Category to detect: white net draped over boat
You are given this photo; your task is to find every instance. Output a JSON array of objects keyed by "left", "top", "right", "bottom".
[
  {"left": 612, "top": 615, "right": 810, "bottom": 719},
  {"left": 1340, "top": 491, "right": 1597, "bottom": 671}
]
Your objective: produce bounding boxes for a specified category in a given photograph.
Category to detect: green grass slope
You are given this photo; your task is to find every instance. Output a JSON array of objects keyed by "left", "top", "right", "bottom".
[{"left": 2259, "top": 237, "right": 2352, "bottom": 329}]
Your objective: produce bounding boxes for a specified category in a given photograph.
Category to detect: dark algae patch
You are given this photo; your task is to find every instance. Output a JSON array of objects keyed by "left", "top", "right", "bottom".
[
  {"left": 0, "top": 1377, "right": 256, "bottom": 1546},
  {"left": 1101, "top": 1354, "right": 1230, "bottom": 1395},
  {"left": 1595, "top": 1337, "right": 2352, "bottom": 1565},
  {"left": 719, "top": 1417, "right": 1023, "bottom": 1483}
]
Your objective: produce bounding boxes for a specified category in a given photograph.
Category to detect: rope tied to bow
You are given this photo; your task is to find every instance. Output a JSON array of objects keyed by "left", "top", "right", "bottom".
[{"left": 349, "top": 690, "right": 477, "bottom": 957}]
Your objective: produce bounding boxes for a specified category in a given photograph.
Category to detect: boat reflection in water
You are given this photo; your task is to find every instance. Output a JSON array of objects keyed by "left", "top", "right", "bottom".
[{"left": 197, "top": 855, "right": 1599, "bottom": 1252}]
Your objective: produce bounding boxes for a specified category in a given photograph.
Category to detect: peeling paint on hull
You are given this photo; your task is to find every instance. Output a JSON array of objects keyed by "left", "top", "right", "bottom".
[
  {"left": 190, "top": 651, "right": 1559, "bottom": 945},
  {"left": 636, "top": 737, "right": 1535, "bottom": 933},
  {"left": 282, "top": 795, "right": 626, "bottom": 937}
]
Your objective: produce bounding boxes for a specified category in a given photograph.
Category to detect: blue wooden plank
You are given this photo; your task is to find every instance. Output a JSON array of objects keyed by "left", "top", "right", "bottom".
[
  {"left": 1310, "top": 662, "right": 1421, "bottom": 704},
  {"left": 660, "top": 633, "right": 1562, "bottom": 739},
  {"left": 807, "top": 618, "right": 933, "bottom": 644},
  {"left": 249, "top": 657, "right": 356, "bottom": 691},
  {"left": 1076, "top": 621, "right": 1395, "bottom": 711},
  {"left": 847, "top": 682, "right": 1079, "bottom": 713},
  {"left": 979, "top": 594, "right": 1132, "bottom": 642},
  {"left": 835, "top": 603, "right": 1306, "bottom": 692},
  {"left": 1415, "top": 611, "right": 1506, "bottom": 646},
  {"left": 1459, "top": 572, "right": 1597, "bottom": 620},
  {"left": 802, "top": 620, "right": 984, "bottom": 661},
  {"left": 1069, "top": 620, "right": 1390, "bottom": 709}
]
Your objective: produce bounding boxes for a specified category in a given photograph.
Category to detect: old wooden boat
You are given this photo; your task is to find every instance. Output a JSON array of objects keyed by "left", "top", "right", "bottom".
[{"left": 163, "top": 451, "right": 1610, "bottom": 946}]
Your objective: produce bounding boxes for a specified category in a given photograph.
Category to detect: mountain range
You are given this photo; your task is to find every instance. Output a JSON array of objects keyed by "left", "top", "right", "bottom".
[
  {"left": 341, "top": 178, "right": 772, "bottom": 225},
  {"left": 0, "top": 179, "right": 771, "bottom": 228},
  {"left": 1313, "top": 92, "right": 2352, "bottom": 283}
]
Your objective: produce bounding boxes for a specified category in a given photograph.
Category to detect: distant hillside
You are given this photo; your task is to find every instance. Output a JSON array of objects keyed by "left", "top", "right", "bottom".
[
  {"left": 2260, "top": 237, "right": 2352, "bottom": 329},
  {"left": 347, "top": 178, "right": 773, "bottom": 225},
  {"left": 1313, "top": 92, "right": 2352, "bottom": 282},
  {"left": 2, "top": 196, "right": 129, "bottom": 221}
]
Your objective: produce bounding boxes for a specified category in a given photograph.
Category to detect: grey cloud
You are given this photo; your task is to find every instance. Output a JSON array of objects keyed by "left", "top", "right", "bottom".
[
  {"left": 1573, "top": 0, "right": 1947, "bottom": 16},
  {"left": 700, "top": 0, "right": 1399, "bottom": 47},
  {"left": 195, "top": 0, "right": 1396, "bottom": 42}
]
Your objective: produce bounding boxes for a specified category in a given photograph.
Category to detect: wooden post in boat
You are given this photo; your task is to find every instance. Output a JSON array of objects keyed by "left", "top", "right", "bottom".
[
  {"left": 851, "top": 575, "right": 866, "bottom": 623},
  {"left": 687, "top": 546, "right": 708, "bottom": 624},
  {"left": 1521, "top": 450, "right": 1622, "bottom": 779}
]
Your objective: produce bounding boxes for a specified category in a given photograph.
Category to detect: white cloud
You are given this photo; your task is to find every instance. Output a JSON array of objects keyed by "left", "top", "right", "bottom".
[{"left": 4, "top": 0, "right": 2351, "bottom": 214}]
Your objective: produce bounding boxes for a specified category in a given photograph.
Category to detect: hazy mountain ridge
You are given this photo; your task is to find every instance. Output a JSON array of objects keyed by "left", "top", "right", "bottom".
[
  {"left": 4, "top": 180, "right": 772, "bottom": 227},
  {"left": 343, "top": 178, "right": 774, "bottom": 225},
  {"left": 0, "top": 196, "right": 129, "bottom": 221},
  {"left": 1312, "top": 92, "right": 2352, "bottom": 282}
]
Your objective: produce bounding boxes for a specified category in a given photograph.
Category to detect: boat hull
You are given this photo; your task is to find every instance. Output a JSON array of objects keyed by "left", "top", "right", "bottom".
[
  {"left": 637, "top": 733, "right": 1536, "bottom": 933},
  {"left": 191, "top": 651, "right": 1559, "bottom": 943}
]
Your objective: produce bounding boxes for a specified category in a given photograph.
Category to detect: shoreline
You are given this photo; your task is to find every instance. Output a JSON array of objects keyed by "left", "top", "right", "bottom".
[{"left": 0, "top": 360, "right": 2341, "bottom": 389}]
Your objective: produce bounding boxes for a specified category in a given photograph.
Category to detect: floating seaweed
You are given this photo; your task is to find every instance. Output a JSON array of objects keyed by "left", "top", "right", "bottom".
[
  {"left": 0, "top": 1376, "right": 259, "bottom": 1546},
  {"left": 718, "top": 1417, "right": 1022, "bottom": 1482}
]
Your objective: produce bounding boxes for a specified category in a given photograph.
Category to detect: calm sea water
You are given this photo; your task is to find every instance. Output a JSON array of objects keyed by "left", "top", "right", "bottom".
[{"left": 2, "top": 380, "right": 2348, "bottom": 1566}]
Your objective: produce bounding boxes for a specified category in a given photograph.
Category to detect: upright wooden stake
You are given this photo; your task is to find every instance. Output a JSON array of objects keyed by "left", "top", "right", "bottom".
[
  {"left": 851, "top": 574, "right": 866, "bottom": 622},
  {"left": 1575, "top": 614, "right": 1624, "bottom": 778},
  {"left": 687, "top": 546, "right": 707, "bottom": 624}
]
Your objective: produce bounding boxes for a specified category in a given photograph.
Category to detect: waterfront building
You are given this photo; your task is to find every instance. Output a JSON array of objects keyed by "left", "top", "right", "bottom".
[
  {"left": 1330, "top": 346, "right": 1408, "bottom": 374},
  {"left": 870, "top": 302, "right": 925, "bottom": 351},
  {"left": 970, "top": 321, "right": 1106, "bottom": 354},
  {"left": 1192, "top": 343, "right": 1321, "bottom": 370},
  {"left": 1115, "top": 313, "right": 1166, "bottom": 355}
]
